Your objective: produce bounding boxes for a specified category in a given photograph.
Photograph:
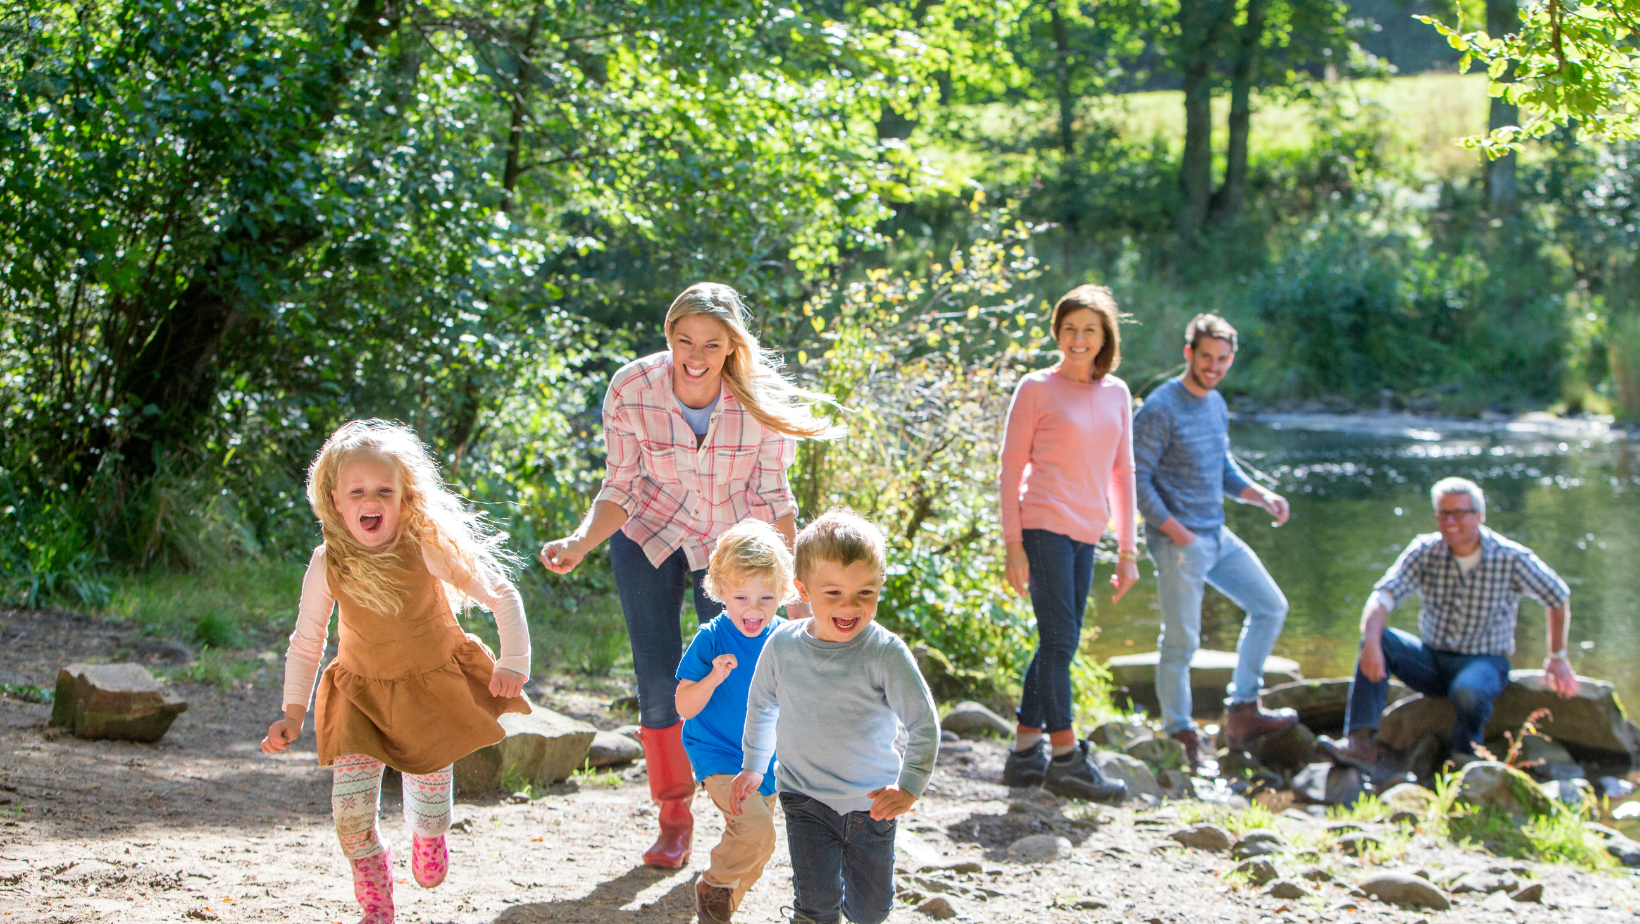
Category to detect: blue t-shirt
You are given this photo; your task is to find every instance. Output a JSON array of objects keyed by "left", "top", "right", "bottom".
[
  {"left": 678, "top": 396, "right": 718, "bottom": 436},
  {"left": 677, "top": 613, "right": 782, "bottom": 795}
]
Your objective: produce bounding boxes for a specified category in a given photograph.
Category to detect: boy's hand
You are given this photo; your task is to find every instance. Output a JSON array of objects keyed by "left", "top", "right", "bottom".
[
  {"left": 709, "top": 653, "right": 738, "bottom": 682},
  {"left": 867, "top": 785, "right": 917, "bottom": 821},
  {"left": 729, "top": 769, "right": 763, "bottom": 816},
  {"left": 489, "top": 666, "right": 526, "bottom": 698},
  {"left": 261, "top": 717, "right": 301, "bottom": 754}
]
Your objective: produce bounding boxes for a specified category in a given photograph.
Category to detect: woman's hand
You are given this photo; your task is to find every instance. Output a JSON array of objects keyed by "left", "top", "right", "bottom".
[
  {"left": 1004, "top": 542, "right": 1030, "bottom": 598},
  {"left": 1110, "top": 555, "right": 1140, "bottom": 602},
  {"left": 489, "top": 666, "right": 526, "bottom": 698},
  {"left": 539, "top": 536, "right": 586, "bottom": 575}
]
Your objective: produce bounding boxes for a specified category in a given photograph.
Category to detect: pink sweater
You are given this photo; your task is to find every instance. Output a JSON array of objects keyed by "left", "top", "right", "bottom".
[{"left": 999, "top": 368, "right": 1138, "bottom": 553}]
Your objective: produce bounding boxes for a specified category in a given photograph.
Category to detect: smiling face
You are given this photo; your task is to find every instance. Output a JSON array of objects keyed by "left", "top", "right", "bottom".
[
  {"left": 1184, "top": 335, "right": 1236, "bottom": 392},
  {"left": 719, "top": 574, "right": 784, "bottom": 637},
  {"left": 668, "top": 313, "right": 733, "bottom": 399},
  {"left": 1055, "top": 308, "right": 1105, "bottom": 372},
  {"left": 330, "top": 452, "right": 403, "bottom": 549},
  {"left": 795, "top": 559, "right": 883, "bottom": 643},
  {"left": 1435, "top": 490, "right": 1484, "bottom": 552}
]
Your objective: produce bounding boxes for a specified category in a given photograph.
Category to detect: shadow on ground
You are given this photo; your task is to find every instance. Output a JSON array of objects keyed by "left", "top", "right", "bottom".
[{"left": 493, "top": 866, "right": 696, "bottom": 923}]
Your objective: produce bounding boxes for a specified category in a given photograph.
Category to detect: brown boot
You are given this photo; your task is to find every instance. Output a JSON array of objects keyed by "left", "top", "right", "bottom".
[
  {"left": 1224, "top": 699, "right": 1298, "bottom": 748},
  {"left": 1171, "top": 728, "right": 1203, "bottom": 775},
  {"left": 1317, "top": 728, "right": 1378, "bottom": 774},
  {"left": 695, "top": 876, "right": 734, "bottom": 924}
]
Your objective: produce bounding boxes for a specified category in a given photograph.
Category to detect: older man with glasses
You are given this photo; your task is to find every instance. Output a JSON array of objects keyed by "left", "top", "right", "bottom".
[{"left": 1320, "top": 477, "right": 1578, "bottom": 772}]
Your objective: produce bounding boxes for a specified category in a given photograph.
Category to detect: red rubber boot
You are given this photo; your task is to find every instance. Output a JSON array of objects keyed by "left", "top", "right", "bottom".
[{"left": 637, "top": 722, "right": 694, "bottom": 868}]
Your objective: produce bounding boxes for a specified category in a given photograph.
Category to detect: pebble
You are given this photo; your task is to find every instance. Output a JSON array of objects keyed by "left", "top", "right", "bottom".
[
  {"left": 915, "top": 896, "right": 956, "bottom": 919},
  {"left": 1265, "top": 879, "right": 1310, "bottom": 899},
  {"left": 1232, "top": 858, "right": 1278, "bottom": 887},
  {"left": 1168, "top": 823, "right": 1232, "bottom": 852},
  {"left": 1335, "top": 832, "right": 1383, "bottom": 857},
  {"left": 1231, "top": 830, "right": 1288, "bottom": 859},
  {"left": 1513, "top": 882, "right": 1545, "bottom": 903},
  {"left": 1005, "top": 834, "right": 1071, "bottom": 863},
  {"left": 1358, "top": 870, "right": 1451, "bottom": 910}
]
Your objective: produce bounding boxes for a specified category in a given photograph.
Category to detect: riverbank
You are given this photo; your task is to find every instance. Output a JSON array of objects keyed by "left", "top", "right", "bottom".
[{"left": 4, "top": 607, "right": 1638, "bottom": 923}]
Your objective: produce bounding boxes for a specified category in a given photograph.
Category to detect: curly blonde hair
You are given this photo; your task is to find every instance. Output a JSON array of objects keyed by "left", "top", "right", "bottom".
[
  {"left": 703, "top": 519, "right": 796, "bottom": 604},
  {"left": 305, "top": 419, "right": 515, "bottom": 615},
  {"left": 666, "top": 282, "right": 845, "bottom": 440}
]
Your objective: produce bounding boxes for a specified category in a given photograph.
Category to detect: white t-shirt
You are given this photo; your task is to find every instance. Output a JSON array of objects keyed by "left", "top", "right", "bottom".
[{"left": 1371, "top": 545, "right": 1483, "bottom": 613}]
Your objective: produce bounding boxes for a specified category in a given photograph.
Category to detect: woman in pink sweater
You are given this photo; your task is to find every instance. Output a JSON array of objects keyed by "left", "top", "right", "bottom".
[{"left": 998, "top": 285, "right": 1140, "bottom": 802}]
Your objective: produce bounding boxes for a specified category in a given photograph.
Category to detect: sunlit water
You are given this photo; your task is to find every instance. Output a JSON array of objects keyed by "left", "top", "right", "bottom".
[{"left": 1085, "top": 416, "right": 1640, "bottom": 709}]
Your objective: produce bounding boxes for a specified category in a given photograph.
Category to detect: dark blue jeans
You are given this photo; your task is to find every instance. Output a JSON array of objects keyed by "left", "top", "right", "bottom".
[
  {"left": 1344, "top": 627, "right": 1511, "bottom": 752},
  {"left": 608, "top": 529, "right": 724, "bottom": 729},
  {"left": 780, "top": 792, "right": 896, "bottom": 924},
  {"left": 1016, "top": 528, "right": 1096, "bottom": 735}
]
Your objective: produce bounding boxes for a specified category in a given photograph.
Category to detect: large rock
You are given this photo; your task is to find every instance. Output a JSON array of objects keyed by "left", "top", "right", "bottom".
[
  {"left": 454, "top": 708, "right": 597, "bottom": 795},
  {"left": 1490, "top": 671, "right": 1640, "bottom": 757},
  {"left": 1379, "top": 783, "right": 1437, "bottom": 816},
  {"left": 1089, "top": 721, "right": 1153, "bottom": 750},
  {"left": 1248, "top": 722, "right": 1318, "bottom": 773},
  {"left": 1262, "top": 678, "right": 1412, "bottom": 732},
  {"left": 1105, "top": 649, "right": 1302, "bottom": 717},
  {"left": 49, "top": 663, "right": 187, "bottom": 742},
  {"left": 1291, "top": 762, "right": 1365, "bottom": 807},
  {"left": 1376, "top": 695, "right": 1456, "bottom": 751},
  {"left": 1092, "top": 751, "right": 1162, "bottom": 802},
  {"left": 941, "top": 701, "right": 1012, "bottom": 739},
  {"left": 1452, "top": 761, "right": 1553, "bottom": 820},
  {"left": 1127, "top": 736, "right": 1187, "bottom": 771},
  {"left": 1358, "top": 871, "right": 1450, "bottom": 910},
  {"left": 586, "top": 730, "right": 643, "bottom": 768}
]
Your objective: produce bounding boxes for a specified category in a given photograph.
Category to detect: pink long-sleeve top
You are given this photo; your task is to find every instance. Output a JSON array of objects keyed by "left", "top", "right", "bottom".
[
  {"left": 999, "top": 368, "right": 1138, "bottom": 553},
  {"left": 281, "top": 543, "right": 530, "bottom": 709}
]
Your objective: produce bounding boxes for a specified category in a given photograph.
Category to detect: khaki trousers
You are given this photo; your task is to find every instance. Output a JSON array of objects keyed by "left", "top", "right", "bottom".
[{"left": 700, "top": 773, "right": 779, "bottom": 911}]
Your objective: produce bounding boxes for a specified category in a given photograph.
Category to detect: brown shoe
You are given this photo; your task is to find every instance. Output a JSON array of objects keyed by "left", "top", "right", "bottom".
[
  {"left": 1224, "top": 699, "right": 1298, "bottom": 748},
  {"left": 695, "top": 876, "right": 734, "bottom": 924},
  {"left": 1171, "top": 728, "right": 1203, "bottom": 775},
  {"left": 1317, "top": 728, "right": 1378, "bottom": 774}
]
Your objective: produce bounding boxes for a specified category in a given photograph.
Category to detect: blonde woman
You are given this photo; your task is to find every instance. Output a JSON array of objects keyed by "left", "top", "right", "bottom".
[{"left": 540, "top": 282, "right": 841, "bottom": 870}]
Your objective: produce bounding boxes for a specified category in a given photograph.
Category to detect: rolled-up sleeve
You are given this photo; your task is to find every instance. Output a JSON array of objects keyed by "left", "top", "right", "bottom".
[
  {"left": 593, "top": 384, "right": 642, "bottom": 515},
  {"left": 1513, "top": 549, "right": 1571, "bottom": 609},
  {"left": 750, "top": 427, "right": 798, "bottom": 521},
  {"left": 1373, "top": 539, "right": 1426, "bottom": 610}
]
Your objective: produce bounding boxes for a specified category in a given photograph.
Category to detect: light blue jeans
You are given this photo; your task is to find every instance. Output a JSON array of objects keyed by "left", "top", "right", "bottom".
[{"left": 1149, "top": 526, "right": 1289, "bottom": 734}]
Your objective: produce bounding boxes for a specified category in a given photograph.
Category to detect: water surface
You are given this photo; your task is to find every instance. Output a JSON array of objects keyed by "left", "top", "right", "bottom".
[{"left": 1086, "top": 415, "right": 1640, "bottom": 709}]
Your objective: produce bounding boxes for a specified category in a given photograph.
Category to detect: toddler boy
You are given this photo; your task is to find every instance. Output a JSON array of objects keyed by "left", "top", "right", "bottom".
[
  {"left": 677, "top": 519, "right": 793, "bottom": 924},
  {"left": 732, "top": 510, "right": 939, "bottom": 924}
]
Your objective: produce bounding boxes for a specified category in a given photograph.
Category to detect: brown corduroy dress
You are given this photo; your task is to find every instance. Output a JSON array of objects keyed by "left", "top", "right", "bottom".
[{"left": 313, "top": 541, "right": 531, "bottom": 775}]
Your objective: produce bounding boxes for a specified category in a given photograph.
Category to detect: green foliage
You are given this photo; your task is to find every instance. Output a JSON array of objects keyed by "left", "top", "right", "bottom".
[
  {"left": 0, "top": 684, "right": 55, "bottom": 704},
  {"left": 163, "top": 645, "right": 261, "bottom": 689}
]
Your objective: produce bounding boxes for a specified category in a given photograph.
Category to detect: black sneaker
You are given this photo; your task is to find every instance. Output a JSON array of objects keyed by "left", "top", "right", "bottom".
[
  {"left": 1001, "top": 740, "right": 1049, "bottom": 788},
  {"left": 1043, "top": 741, "right": 1127, "bottom": 803}
]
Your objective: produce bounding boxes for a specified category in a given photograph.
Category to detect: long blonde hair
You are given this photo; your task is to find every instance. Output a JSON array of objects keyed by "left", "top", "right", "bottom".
[
  {"left": 666, "top": 283, "right": 845, "bottom": 440},
  {"left": 305, "top": 419, "right": 515, "bottom": 615}
]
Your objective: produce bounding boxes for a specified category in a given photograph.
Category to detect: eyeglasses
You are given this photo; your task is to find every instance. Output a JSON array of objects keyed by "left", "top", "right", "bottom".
[{"left": 1435, "top": 509, "right": 1478, "bottom": 520}]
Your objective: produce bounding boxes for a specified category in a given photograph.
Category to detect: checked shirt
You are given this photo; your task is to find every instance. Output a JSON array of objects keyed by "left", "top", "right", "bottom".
[
  {"left": 594, "top": 351, "right": 797, "bottom": 571},
  {"left": 1374, "top": 527, "right": 1570, "bottom": 656}
]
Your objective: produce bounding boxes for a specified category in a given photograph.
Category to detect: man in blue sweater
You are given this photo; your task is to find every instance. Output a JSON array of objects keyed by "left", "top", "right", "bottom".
[{"left": 1132, "top": 314, "right": 1296, "bottom": 770}]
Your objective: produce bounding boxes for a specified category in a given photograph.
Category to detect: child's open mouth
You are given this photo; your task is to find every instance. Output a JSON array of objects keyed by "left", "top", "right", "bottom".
[
  {"left": 360, "top": 514, "right": 382, "bottom": 533},
  {"left": 831, "top": 616, "right": 860, "bottom": 633},
  {"left": 740, "top": 617, "right": 765, "bottom": 634}
]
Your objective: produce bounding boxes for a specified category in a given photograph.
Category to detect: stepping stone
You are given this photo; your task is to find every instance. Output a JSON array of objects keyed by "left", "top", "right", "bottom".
[
  {"left": 454, "top": 708, "right": 596, "bottom": 794},
  {"left": 1105, "top": 650, "right": 1301, "bottom": 717}
]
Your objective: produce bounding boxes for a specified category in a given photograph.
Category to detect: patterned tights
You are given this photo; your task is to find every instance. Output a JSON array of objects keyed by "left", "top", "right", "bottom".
[{"left": 332, "top": 754, "right": 453, "bottom": 860}]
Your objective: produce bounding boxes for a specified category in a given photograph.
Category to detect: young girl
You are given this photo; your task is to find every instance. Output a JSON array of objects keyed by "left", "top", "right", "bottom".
[{"left": 260, "top": 420, "right": 531, "bottom": 924}]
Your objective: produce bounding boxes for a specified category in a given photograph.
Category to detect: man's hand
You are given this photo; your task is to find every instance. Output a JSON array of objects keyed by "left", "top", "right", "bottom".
[
  {"left": 261, "top": 718, "right": 301, "bottom": 753},
  {"left": 729, "top": 770, "right": 763, "bottom": 816},
  {"left": 1544, "top": 657, "right": 1578, "bottom": 698},
  {"left": 1359, "top": 637, "right": 1387, "bottom": 683},
  {"left": 1110, "top": 556, "right": 1140, "bottom": 602},
  {"left": 709, "top": 654, "right": 738, "bottom": 683},
  {"left": 1159, "top": 518, "right": 1197, "bottom": 547},
  {"left": 1004, "top": 542, "right": 1030, "bottom": 597},
  {"left": 489, "top": 666, "right": 526, "bottom": 698},
  {"left": 1258, "top": 490, "right": 1290, "bottom": 527},
  {"left": 867, "top": 785, "right": 917, "bottom": 821}
]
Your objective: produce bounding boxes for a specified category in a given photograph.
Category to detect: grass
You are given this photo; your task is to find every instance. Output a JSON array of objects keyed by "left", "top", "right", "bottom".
[{"left": 571, "top": 763, "right": 625, "bottom": 788}]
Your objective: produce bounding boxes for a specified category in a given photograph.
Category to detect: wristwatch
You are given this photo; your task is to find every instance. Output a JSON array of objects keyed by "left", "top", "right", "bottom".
[{"left": 1547, "top": 649, "right": 1570, "bottom": 662}]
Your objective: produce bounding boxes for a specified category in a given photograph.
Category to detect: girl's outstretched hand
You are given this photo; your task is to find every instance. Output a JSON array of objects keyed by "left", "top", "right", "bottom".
[
  {"left": 261, "top": 717, "right": 301, "bottom": 754},
  {"left": 489, "top": 667, "right": 526, "bottom": 698}
]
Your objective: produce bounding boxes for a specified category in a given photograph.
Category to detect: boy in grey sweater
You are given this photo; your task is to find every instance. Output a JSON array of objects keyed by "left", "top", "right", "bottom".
[{"left": 732, "top": 510, "right": 938, "bottom": 924}]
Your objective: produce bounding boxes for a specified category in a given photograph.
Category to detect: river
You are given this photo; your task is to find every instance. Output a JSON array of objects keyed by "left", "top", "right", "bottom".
[{"left": 1085, "top": 413, "right": 1640, "bottom": 710}]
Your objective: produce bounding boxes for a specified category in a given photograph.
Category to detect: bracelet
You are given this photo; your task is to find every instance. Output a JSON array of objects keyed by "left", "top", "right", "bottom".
[
  {"left": 1117, "top": 552, "right": 1137, "bottom": 561},
  {"left": 1547, "top": 649, "right": 1569, "bottom": 662}
]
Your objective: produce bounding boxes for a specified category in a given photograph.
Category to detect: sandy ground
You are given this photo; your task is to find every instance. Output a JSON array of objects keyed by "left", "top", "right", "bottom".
[{"left": 3, "top": 607, "right": 1639, "bottom": 924}]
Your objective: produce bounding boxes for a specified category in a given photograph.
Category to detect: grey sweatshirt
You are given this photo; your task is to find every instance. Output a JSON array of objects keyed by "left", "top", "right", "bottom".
[
  {"left": 742, "top": 619, "right": 939, "bottom": 816},
  {"left": 1132, "top": 378, "right": 1255, "bottom": 537}
]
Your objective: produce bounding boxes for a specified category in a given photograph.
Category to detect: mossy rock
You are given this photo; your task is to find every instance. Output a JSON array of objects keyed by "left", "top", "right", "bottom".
[{"left": 1452, "top": 760, "right": 1554, "bottom": 820}]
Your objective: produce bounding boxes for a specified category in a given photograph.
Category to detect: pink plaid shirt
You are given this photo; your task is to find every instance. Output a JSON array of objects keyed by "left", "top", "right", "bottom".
[{"left": 595, "top": 351, "right": 798, "bottom": 570}]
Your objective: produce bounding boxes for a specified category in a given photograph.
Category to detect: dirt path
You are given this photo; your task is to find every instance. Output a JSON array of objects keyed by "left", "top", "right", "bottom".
[{"left": 2, "top": 607, "right": 1637, "bottom": 923}]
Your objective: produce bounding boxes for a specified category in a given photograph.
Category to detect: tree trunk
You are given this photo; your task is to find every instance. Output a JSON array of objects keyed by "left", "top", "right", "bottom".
[
  {"left": 1176, "top": 0, "right": 1225, "bottom": 238},
  {"left": 1485, "top": 0, "right": 1519, "bottom": 211},
  {"left": 1210, "top": 0, "right": 1269, "bottom": 223},
  {"left": 1050, "top": 1, "right": 1076, "bottom": 155}
]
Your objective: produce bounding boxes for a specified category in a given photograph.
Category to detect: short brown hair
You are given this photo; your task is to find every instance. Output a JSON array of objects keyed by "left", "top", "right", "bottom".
[
  {"left": 1051, "top": 285, "right": 1123, "bottom": 378},
  {"left": 793, "top": 509, "right": 887, "bottom": 583},
  {"left": 1184, "top": 313, "right": 1238, "bottom": 353},
  {"left": 704, "top": 518, "right": 796, "bottom": 603}
]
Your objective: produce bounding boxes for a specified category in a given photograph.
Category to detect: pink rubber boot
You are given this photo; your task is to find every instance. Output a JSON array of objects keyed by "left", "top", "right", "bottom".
[
  {"left": 411, "top": 834, "right": 448, "bottom": 888},
  {"left": 349, "top": 845, "right": 394, "bottom": 924}
]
